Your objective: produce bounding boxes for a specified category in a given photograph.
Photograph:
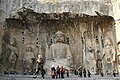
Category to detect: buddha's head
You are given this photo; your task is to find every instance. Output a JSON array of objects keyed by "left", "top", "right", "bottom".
[{"left": 55, "top": 31, "right": 65, "bottom": 43}]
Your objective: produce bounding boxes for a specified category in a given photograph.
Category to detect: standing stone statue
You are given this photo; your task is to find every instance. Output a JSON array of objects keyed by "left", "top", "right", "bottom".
[
  {"left": 84, "top": 32, "right": 96, "bottom": 74},
  {"left": 9, "top": 37, "right": 18, "bottom": 72},
  {"left": 23, "top": 46, "right": 35, "bottom": 73},
  {"left": 102, "top": 36, "right": 115, "bottom": 75},
  {"left": 46, "top": 31, "right": 72, "bottom": 70}
]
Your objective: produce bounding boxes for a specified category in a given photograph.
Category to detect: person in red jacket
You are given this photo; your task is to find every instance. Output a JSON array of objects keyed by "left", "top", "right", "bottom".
[{"left": 60, "top": 66, "right": 65, "bottom": 79}]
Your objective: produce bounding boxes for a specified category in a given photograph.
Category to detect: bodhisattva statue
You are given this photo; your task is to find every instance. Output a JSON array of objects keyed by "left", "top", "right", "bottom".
[
  {"left": 102, "top": 37, "right": 115, "bottom": 75},
  {"left": 84, "top": 32, "right": 96, "bottom": 74},
  {"left": 9, "top": 37, "right": 18, "bottom": 72},
  {"left": 46, "top": 31, "right": 72, "bottom": 70},
  {"left": 23, "top": 46, "right": 35, "bottom": 73}
]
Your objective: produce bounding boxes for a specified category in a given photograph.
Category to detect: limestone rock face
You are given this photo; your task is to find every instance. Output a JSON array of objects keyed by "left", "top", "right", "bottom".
[
  {"left": 0, "top": 0, "right": 113, "bottom": 26},
  {"left": 0, "top": 0, "right": 117, "bottom": 74},
  {"left": 45, "top": 31, "right": 72, "bottom": 70}
]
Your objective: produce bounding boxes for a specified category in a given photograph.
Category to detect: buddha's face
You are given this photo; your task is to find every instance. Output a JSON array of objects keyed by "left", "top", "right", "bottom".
[{"left": 56, "top": 34, "right": 64, "bottom": 43}]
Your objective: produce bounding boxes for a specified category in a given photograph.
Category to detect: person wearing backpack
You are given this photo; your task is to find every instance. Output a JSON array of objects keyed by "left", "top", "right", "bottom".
[
  {"left": 51, "top": 65, "right": 56, "bottom": 79},
  {"left": 60, "top": 66, "right": 65, "bottom": 79}
]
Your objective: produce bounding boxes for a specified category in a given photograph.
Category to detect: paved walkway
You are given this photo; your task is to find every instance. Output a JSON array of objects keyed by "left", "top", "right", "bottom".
[{"left": 0, "top": 74, "right": 120, "bottom": 80}]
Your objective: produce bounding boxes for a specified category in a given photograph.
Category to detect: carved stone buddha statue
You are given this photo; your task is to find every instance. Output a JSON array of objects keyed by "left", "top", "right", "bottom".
[{"left": 46, "top": 31, "right": 72, "bottom": 70}]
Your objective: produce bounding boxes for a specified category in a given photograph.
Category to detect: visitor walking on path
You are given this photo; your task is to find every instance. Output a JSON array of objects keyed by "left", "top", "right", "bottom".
[
  {"left": 87, "top": 70, "right": 91, "bottom": 77},
  {"left": 66, "top": 69, "right": 69, "bottom": 78},
  {"left": 83, "top": 68, "right": 86, "bottom": 77},
  {"left": 33, "top": 55, "right": 44, "bottom": 78}
]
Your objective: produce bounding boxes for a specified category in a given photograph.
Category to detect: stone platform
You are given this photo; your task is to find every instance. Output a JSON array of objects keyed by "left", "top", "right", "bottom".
[{"left": 0, "top": 74, "right": 120, "bottom": 80}]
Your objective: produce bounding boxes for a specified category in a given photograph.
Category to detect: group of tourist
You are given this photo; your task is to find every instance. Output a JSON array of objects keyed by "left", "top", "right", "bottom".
[
  {"left": 32, "top": 54, "right": 69, "bottom": 79},
  {"left": 77, "top": 69, "right": 91, "bottom": 78},
  {"left": 50, "top": 65, "right": 69, "bottom": 79}
]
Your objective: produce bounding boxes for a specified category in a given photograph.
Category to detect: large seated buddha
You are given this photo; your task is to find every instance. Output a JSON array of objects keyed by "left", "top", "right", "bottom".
[{"left": 45, "top": 31, "right": 72, "bottom": 70}]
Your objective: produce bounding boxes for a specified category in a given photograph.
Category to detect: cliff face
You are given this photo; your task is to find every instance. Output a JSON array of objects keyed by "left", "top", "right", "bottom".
[
  {"left": 0, "top": 0, "right": 113, "bottom": 26},
  {"left": 0, "top": 0, "right": 117, "bottom": 73}
]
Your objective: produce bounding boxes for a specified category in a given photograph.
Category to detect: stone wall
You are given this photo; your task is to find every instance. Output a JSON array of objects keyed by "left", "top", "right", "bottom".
[
  {"left": 0, "top": 8, "right": 116, "bottom": 73},
  {"left": 0, "top": 0, "right": 118, "bottom": 73},
  {"left": 0, "top": 0, "right": 113, "bottom": 26}
]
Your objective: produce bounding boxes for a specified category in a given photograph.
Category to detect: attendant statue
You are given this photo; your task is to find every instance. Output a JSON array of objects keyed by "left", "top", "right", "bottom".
[
  {"left": 46, "top": 31, "right": 72, "bottom": 70},
  {"left": 102, "top": 36, "right": 115, "bottom": 75},
  {"left": 23, "top": 46, "right": 35, "bottom": 73},
  {"left": 9, "top": 37, "right": 18, "bottom": 72},
  {"left": 84, "top": 32, "right": 96, "bottom": 74}
]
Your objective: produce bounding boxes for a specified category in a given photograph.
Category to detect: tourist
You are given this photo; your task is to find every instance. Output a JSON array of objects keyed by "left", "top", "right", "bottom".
[
  {"left": 33, "top": 55, "right": 44, "bottom": 78},
  {"left": 83, "top": 69, "right": 86, "bottom": 77},
  {"left": 66, "top": 69, "right": 69, "bottom": 78},
  {"left": 51, "top": 65, "right": 56, "bottom": 79},
  {"left": 113, "top": 70, "right": 116, "bottom": 77},
  {"left": 101, "top": 72, "right": 104, "bottom": 77},
  {"left": 87, "top": 70, "right": 91, "bottom": 77},
  {"left": 79, "top": 69, "right": 82, "bottom": 77},
  {"left": 41, "top": 68, "right": 46, "bottom": 79},
  {"left": 60, "top": 66, "right": 65, "bottom": 79},
  {"left": 56, "top": 65, "right": 60, "bottom": 78}
]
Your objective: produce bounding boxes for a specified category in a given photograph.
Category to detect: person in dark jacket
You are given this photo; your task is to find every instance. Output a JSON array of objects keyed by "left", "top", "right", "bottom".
[
  {"left": 56, "top": 65, "right": 60, "bottom": 78},
  {"left": 113, "top": 70, "right": 116, "bottom": 77},
  {"left": 41, "top": 68, "right": 46, "bottom": 79},
  {"left": 51, "top": 65, "right": 56, "bottom": 79},
  {"left": 87, "top": 70, "right": 91, "bottom": 77},
  {"left": 79, "top": 69, "right": 82, "bottom": 77},
  {"left": 66, "top": 69, "right": 69, "bottom": 78},
  {"left": 33, "top": 55, "right": 44, "bottom": 78},
  {"left": 83, "top": 69, "right": 86, "bottom": 77}
]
